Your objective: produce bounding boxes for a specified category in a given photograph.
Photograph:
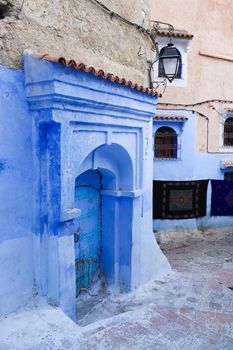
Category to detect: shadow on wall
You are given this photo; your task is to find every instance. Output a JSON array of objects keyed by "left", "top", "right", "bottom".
[{"left": 77, "top": 143, "right": 134, "bottom": 191}]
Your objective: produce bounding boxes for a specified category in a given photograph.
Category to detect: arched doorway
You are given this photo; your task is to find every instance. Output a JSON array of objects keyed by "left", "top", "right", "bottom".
[{"left": 73, "top": 143, "right": 135, "bottom": 295}]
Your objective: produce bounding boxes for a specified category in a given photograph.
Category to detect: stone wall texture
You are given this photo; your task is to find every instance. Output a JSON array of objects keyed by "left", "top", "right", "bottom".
[{"left": 0, "top": 0, "right": 152, "bottom": 85}]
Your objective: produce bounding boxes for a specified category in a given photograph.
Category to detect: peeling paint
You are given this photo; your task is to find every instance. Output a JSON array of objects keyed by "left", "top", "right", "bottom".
[{"left": 0, "top": 159, "right": 7, "bottom": 172}]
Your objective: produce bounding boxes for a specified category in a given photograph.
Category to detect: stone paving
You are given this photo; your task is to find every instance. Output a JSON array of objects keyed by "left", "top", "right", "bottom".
[
  {"left": 1, "top": 228, "right": 233, "bottom": 349},
  {"left": 75, "top": 227, "right": 233, "bottom": 349}
]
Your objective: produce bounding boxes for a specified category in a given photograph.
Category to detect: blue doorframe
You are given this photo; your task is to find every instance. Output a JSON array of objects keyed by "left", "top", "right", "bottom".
[{"left": 74, "top": 170, "right": 102, "bottom": 295}]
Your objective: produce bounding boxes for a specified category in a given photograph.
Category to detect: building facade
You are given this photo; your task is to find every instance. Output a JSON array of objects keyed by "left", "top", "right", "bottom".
[
  {"left": 150, "top": 0, "right": 233, "bottom": 231},
  {"left": 0, "top": 1, "right": 171, "bottom": 320}
]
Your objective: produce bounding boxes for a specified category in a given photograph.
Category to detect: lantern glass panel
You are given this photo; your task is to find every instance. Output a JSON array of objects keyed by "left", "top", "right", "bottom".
[
  {"left": 158, "top": 44, "right": 182, "bottom": 82},
  {"left": 162, "top": 57, "right": 179, "bottom": 79}
]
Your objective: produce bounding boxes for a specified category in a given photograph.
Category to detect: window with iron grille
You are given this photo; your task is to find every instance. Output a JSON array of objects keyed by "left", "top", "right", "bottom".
[
  {"left": 158, "top": 47, "right": 182, "bottom": 79},
  {"left": 154, "top": 127, "right": 179, "bottom": 159},
  {"left": 224, "top": 117, "right": 233, "bottom": 146},
  {"left": 224, "top": 172, "right": 233, "bottom": 181}
]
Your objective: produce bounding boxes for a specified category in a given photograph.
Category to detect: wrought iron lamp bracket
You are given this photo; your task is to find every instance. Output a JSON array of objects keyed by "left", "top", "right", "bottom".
[
  {"left": 150, "top": 21, "right": 174, "bottom": 62},
  {"left": 150, "top": 78, "right": 167, "bottom": 94}
]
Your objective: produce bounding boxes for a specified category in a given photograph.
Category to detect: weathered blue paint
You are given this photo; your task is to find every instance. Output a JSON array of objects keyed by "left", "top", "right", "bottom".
[
  {"left": 74, "top": 170, "right": 101, "bottom": 295},
  {"left": 0, "top": 159, "right": 7, "bottom": 172},
  {"left": 0, "top": 66, "right": 34, "bottom": 316},
  {"left": 22, "top": 53, "right": 170, "bottom": 320},
  {"left": 0, "top": 53, "right": 172, "bottom": 319},
  {"left": 153, "top": 109, "right": 233, "bottom": 232}
]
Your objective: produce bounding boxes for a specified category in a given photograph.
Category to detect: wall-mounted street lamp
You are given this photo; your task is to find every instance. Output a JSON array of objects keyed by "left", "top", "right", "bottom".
[
  {"left": 159, "top": 41, "right": 181, "bottom": 83},
  {"left": 149, "top": 21, "right": 180, "bottom": 91}
]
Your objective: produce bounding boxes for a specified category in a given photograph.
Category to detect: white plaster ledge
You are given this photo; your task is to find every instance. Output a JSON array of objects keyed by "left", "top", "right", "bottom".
[
  {"left": 199, "top": 50, "right": 233, "bottom": 62},
  {"left": 60, "top": 208, "right": 81, "bottom": 222},
  {"left": 101, "top": 189, "right": 143, "bottom": 198}
]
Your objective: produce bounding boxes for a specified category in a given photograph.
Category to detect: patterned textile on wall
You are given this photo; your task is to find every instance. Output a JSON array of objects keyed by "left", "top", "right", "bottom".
[
  {"left": 153, "top": 180, "right": 209, "bottom": 219},
  {"left": 211, "top": 180, "right": 233, "bottom": 216}
]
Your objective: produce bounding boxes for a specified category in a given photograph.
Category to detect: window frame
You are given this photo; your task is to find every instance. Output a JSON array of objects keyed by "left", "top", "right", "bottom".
[
  {"left": 153, "top": 117, "right": 188, "bottom": 161},
  {"left": 152, "top": 37, "right": 190, "bottom": 88},
  {"left": 154, "top": 126, "right": 179, "bottom": 160},
  {"left": 223, "top": 117, "right": 233, "bottom": 147}
]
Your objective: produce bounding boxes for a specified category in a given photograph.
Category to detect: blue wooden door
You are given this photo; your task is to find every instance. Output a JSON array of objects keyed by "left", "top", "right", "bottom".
[{"left": 74, "top": 184, "right": 101, "bottom": 295}]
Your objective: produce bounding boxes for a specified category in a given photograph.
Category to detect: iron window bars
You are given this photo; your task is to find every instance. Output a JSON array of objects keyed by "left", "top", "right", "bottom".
[
  {"left": 224, "top": 117, "right": 233, "bottom": 146},
  {"left": 154, "top": 127, "right": 180, "bottom": 160}
]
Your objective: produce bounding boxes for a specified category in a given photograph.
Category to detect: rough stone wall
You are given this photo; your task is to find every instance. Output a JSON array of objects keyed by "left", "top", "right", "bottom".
[{"left": 0, "top": 0, "right": 153, "bottom": 85}]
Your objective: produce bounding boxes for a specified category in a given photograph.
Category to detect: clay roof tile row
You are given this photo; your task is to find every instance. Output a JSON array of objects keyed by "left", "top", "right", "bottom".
[
  {"left": 32, "top": 53, "right": 159, "bottom": 97},
  {"left": 223, "top": 161, "right": 233, "bottom": 168},
  {"left": 153, "top": 115, "right": 188, "bottom": 121},
  {"left": 157, "top": 31, "right": 193, "bottom": 39}
]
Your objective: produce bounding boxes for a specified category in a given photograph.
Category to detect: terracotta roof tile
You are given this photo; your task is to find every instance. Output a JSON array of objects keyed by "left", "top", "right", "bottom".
[
  {"left": 223, "top": 161, "right": 233, "bottom": 168},
  {"left": 153, "top": 115, "right": 188, "bottom": 121},
  {"left": 31, "top": 53, "right": 159, "bottom": 97},
  {"left": 157, "top": 31, "right": 193, "bottom": 39}
]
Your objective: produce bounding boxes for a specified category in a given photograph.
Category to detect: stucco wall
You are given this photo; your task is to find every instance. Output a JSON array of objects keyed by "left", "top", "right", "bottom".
[
  {"left": 150, "top": 0, "right": 233, "bottom": 103},
  {"left": 153, "top": 111, "right": 196, "bottom": 180},
  {"left": 153, "top": 110, "right": 233, "bottom": 232},
  {"left": 150, "top": 0, "right": 233, "bottom": 152},
  {"left": 0, "top": 66, "right": 34, "bottom": 317},
  {"left": 0, "top": 0, "right": 152, "bottom": 85},
  {"left": 24, "top": 54, "right": 171, "bottom": 319}
]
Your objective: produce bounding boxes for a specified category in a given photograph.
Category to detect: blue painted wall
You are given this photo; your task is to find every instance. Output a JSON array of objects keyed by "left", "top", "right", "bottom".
[
  {"left": 0, "top": 55, "right": 172, "bottom": 320},
  {"left": 153, "top": 109, "right": 233, "bottom": 231},
  {"left": 0, "top": 66, "right": 34, "bottom": 316},
  {"left": 23, "top": 54, "right": 171, "bottom": 320}
]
